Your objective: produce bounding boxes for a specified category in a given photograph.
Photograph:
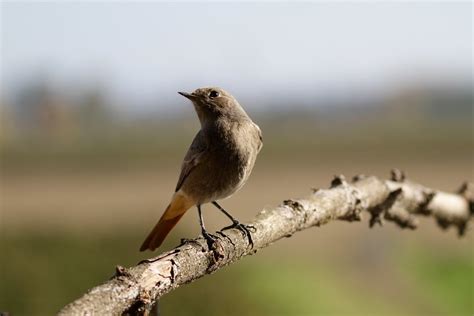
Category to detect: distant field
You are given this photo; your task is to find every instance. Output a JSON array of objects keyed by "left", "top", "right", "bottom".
[
  {"left": 2, "top": 119, "right": 472, "bottom": 231},
  {"left": 2, "top": 158, "right": 472, "bottom": 234},
  {"left": 1, "top": 118, "right": 471, "bottom": 172}
]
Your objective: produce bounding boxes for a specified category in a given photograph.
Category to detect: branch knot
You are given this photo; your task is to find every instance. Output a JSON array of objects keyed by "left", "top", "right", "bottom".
[
  {"left": 391, "top": 169, "right": 406, "bottom": 182},
  {"left": 330, "top": 175, "right": 347, "bottom": 188}
]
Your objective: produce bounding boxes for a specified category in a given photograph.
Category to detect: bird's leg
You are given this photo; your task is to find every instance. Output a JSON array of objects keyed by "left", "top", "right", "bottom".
[
  {"left": 212, "top": 201, "right": 255, "bottom": 247},
  {"left": 198, "top": 204, "right": 218, "bottom": 249}
]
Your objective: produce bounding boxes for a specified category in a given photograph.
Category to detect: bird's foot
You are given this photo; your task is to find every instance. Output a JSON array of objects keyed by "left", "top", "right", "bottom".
[
  {"left": 202, "top": 230, "right": 219, "bottom": 250},
  {"left": 223, "top": 221, "right": 255, "bottom": 247}
]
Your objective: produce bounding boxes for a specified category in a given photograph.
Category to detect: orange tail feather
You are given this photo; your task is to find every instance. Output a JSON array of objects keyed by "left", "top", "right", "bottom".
[{"left": 140, "top": 193, "right": 194, "bottom": 251}]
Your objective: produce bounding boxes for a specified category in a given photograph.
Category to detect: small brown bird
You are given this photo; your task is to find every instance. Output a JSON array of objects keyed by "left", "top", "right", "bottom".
[{"left": 140, "top": 87, "right": 262, "bottom": 251}]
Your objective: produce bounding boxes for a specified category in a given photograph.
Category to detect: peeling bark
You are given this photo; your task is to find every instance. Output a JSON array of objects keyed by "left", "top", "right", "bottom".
[{"left": 59, "top": 171, "right": 472, "bottom": 315}]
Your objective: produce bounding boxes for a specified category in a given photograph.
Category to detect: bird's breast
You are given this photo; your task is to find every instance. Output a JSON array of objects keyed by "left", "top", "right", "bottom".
[{"left": 204, "top": 121, "right": 260, "bottom": 200}]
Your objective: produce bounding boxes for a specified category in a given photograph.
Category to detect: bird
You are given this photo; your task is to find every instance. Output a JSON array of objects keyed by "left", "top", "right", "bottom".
[{"left": 140, "top": 87, "right": 263, "bottom": 251}]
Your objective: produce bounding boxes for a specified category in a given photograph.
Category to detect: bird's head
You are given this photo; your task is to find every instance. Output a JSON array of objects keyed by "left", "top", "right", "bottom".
[{"left": 178, "top": 87, "right": 246, "bottom": 124}]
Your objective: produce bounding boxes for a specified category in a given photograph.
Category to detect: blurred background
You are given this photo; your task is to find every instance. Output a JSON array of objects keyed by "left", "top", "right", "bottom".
[{"left": 1, "top": 2, "right": 472, "bottom": 315}]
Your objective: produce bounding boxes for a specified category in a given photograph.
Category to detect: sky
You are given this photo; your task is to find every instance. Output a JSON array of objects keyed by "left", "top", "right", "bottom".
[{"left": 1, "top": 1, "right": 472, "bottom": 112}]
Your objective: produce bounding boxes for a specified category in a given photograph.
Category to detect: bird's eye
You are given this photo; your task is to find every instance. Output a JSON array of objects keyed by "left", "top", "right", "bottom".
[{"left": 209, "top": 90, "right": 220, "bottom": 98}]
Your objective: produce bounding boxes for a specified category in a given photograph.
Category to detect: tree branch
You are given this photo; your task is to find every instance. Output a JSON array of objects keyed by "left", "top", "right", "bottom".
[{"left": 59, "top": 170, "right": 473, "bottom": 315}]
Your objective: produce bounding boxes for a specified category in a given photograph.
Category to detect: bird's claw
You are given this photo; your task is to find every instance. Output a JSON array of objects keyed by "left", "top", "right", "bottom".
[
  {"left": 223, "top": 221, "right": 255, "bottom": 247},
  {"left": 202, "top": 230, "right": 219, "bottom": 250}
]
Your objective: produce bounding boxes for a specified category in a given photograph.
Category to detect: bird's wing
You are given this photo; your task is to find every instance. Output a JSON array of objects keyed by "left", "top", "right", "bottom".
[{"left": 175, "top": 130, "right": 208, "bottom": 192}]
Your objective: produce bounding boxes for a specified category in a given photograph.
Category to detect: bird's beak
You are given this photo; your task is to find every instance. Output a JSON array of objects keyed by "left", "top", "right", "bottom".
[{"left": 178, "top": 91, "right": 195, "bottom": 100}]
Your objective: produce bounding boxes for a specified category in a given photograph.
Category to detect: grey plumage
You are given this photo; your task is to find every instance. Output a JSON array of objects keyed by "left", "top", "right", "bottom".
[
  {"left": 177, "top": 87, "right": 262, "bottom": 203},
  {"left": 140, "top": 87, "right": 262, "bottom": 251}
]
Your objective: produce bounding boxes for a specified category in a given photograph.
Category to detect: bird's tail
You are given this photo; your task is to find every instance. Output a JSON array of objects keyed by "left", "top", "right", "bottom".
[{"left": 140, "top": 192, "right": 194, "bottom": 251}]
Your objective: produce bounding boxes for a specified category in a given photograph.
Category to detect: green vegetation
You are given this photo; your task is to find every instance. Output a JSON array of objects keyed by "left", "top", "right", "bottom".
[
  {"left": 400, "top": 248, "right": 474, "bottom": 315},
  {"left": 1, "top": 231, "right": 472, "bottom": 316}
]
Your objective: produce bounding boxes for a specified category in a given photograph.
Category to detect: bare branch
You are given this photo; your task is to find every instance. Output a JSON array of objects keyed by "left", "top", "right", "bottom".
[{"left": 59, "top": 171, "right": 472, "bottom": 315}]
